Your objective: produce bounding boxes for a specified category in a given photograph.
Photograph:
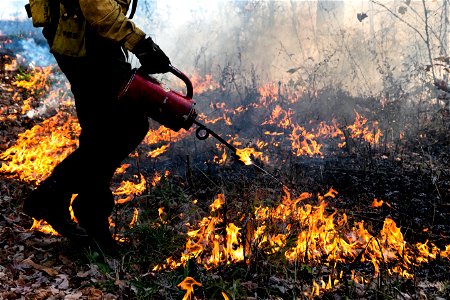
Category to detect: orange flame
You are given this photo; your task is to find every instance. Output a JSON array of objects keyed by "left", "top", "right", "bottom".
[
  {"left": 4, "top": 58, "right": 18, "bottom": 72},
  {"left": 29, "top": 219, "right": 60, "bottom": 236},
  {"left": 226, "top": 223, "right": 244, "bottom": 262},
  {"left": 151, "top": 170, "right": 170, "bottom": 187},
  {"left": 347, "top": 111, "right": 383, "bottom": 145},
  {"left": 158, "top": 207, "right": 168, "bottom": 224},
  {"left": 290, "top": 124, "right": 322, "bottom": 156},
  {"left": 371, "top": 198, "right": 384, "bottom": 208},
  {"left": 213, "top": 144, "right": 228, "bottom": 164},
  {"left": 153, "top": 187, "right": 450, "bottom": 284},
  {"left": 129, "top": 208, "right": 139, "bottom": 228},
  {"left": 177, "top": 277, "right": 202, "bottom": 300},
  {"left": 210, "top": 193, "right": 225, "bottom": 212},
  {"left": 114, "top": 164, "right": 130, "bottom": 175},
  {"left": 0, "top": 112, "right": 80, "bottom": 183},
  {"left": 113, "top": 174, "right": 147, "bottom": 204},
  {"left": 235, "top": 147, "right": 263, "bottom": 165},
  {"left": 148, "top": 144, "right": 169, "bottom": 158},
  {"left": 190, "top": 73, "right": 220, "bottom": 94},
  {"left": 13, "top": 66, "right": 53, "bottom": 93}
]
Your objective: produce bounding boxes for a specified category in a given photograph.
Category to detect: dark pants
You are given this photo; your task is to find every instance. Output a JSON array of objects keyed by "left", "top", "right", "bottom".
[{"left": 42, "top": 32, "right": 149, "bottom": 227}]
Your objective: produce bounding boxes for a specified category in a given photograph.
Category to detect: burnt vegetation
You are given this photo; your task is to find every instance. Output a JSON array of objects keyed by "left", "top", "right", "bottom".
[{"left": 1, "top": 1, "right": 450, "bottom": 299}]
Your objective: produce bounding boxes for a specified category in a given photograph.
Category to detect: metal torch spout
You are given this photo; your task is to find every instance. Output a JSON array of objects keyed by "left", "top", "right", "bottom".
[{"left": 193, "top": 120, "right": 238, "bottom": 154}]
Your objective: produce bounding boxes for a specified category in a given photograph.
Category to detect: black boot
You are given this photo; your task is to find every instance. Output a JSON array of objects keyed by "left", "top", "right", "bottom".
[
  {"left": 23, "top": 178, "right": 88, "bottom": 240},
  {"left": 72, "top": 189, "right": 120, "bottom": 256}
]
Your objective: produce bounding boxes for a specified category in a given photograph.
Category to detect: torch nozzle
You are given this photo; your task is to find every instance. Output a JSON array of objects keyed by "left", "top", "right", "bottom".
[{"left": 193, "top": 120, "right": 238, "bottom": 154}]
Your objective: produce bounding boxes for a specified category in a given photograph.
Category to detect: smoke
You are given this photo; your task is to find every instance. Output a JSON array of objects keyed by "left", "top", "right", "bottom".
[
  {"left": 0, "top": 1, "right": 27, "bottom": 21},
  {"left": 135, "top": 0, "right": 298, "bottom": 80},
  {"left": 19, "top": 39, "right": 56, "bottom": 67},
  {"left": 0, "top": 1, "right": 431, "bottom": 93},
  {"left": 1, "top": 1, "right": 446, "bottom": 111},
  {"left": 130, "top": 0, "right": 445, "bottom": 104},
  {"left": 132, "top": 1, "right": 375, "bottom": 90}
]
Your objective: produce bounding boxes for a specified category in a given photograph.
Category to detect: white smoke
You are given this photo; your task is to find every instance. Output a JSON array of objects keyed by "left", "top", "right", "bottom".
[
  {"left": 1, "top": 0, "right": 446, "bottom": 99},
  {"left": 0, "top": 1, "right": 27, "bottom": 21},
  {"left": 19, "top": 39, "right": 56, "bottom": 67}
]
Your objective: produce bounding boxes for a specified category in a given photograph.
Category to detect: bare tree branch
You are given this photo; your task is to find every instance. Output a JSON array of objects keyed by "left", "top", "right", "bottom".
[
  {"left": 370, "top": 0, "right": 426, "bottom": 43},
  {"left": 422, "top": 0, "right": 437, "bottom": 82}
]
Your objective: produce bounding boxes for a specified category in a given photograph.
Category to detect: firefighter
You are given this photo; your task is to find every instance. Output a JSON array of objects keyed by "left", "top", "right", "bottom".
[{"left": 23, "top": 0, "right": 169, "bottom": 254}]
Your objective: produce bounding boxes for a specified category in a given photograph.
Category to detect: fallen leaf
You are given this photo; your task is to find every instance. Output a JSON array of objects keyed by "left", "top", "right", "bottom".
[
  {"left": 59, "top": 254, "right": 75, "bottom": 267},
  {"left": 286, "top": 67, "right": 301, "bottom": 74},
  {"left": 22, "top": 258, "right": 58, "bottom": 276},
  {"left": 82, "top": 287, "right": 103, "bottom": 299},
  {"left": 64, "top": 291, "right": 83, "bottom": 300},
  {"left": 56, "top": 274, "right": 70, "bottom": 290}
]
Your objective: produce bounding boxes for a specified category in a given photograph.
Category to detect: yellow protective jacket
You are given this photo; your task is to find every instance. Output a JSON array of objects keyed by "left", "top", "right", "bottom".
[{"left": 51, "top": 0, "right": 145, "bottom": 57}]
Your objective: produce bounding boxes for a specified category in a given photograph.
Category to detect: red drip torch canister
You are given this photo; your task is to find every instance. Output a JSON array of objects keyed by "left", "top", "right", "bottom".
[{"left": 118, "top": 65, "right": 197, "bottom": 132}]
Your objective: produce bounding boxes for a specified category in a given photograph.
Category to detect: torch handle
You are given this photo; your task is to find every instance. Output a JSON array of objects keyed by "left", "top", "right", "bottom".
[{"left": 168, "top": 64, "right": 194, "bottom": 99}]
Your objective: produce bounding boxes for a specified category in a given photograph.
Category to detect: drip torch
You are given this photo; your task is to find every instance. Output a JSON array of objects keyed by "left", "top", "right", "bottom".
[{"left": 119, "top": 64, "right": 279, "bottom": 180}]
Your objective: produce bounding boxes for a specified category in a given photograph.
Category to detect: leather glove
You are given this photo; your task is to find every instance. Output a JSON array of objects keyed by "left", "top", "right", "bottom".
[{"left": 133, "top": 37, "right": 171, "bottom": 74}]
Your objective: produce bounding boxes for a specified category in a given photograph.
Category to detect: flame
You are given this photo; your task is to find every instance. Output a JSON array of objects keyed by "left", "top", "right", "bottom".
[
  {"left": 147, "top": 144, "right": 169, "bottom": 158},
  {"left": 29, "top": 219, "right": 60, "bottom": 236},
  {"left": 4, "top": 51, "right": 446, "bottom": 295},
  {"left": 235, "top": 147, "right": 263, "bottom": 165},
  {"left": 190, "top": 73, "right": 220, "bottom": 94},
  {"left": 177, "top": 277, "right": 202, "bottom": 300},
  {"left": 153, "top": 194, "right": 247, "bottom": 271},
  {"left": 261, "top": 105, "right": 291, "bottom": 127},
  {"left": 20, "top": 98, "right": 32, "bottom": 115},
  {"left": 153, "top": 188, "right": 450, "bottom": 285},
  {"left": 210, "top": 193, "right": 225, "bottom": 212},
  {"left": 225, "top": 223, "right": 244, "bottom": 262},
  {"left": 213, "top": 144, "right": 228, "bottom": 164},
  {"left": 129, "top": 208, "right": 139, "bottom": 228},
  {"left": 4, "top": 58, "right": 18, "bottom": 71},
  {"left": 1, "top": 60, "right": 387, "bottom": 192},
  {"left": 113, "top": 174, "right": 147, "bottom": 204},
  {"left": 114, "top": 163, "right": 130, "bottom": 175},
  {"left": 371, "top": 198, "right": 384, "bottom": 208},
  {"left": 198, "top": 113, "right": 223, "bottom": 125},
  {"left": 290, "top": 124, "right": 322, "bottom": 156},
  {"left": 151, "top": 170, "right": 170, "bottom": 187},
  {"left": 158, "top": 207, "right": 168, "bottom": 224},
  {"left": 69, "top": 194, "right": 78, "bottom": 222},
  {"left": 347, "top": 111, "right": 383, "bottom": 145},
  {"left": 13, "top": 66, "right": 53, "bottom": 93},
  {"left": 323, "top": 187, "right": 338, "bottom": 199},
  {"left": 312, "top": 280, "right": 321, "bottom": 297},
  {"left": 143, "top": 125, "right": 190, "bottom": 145},
  {"left": 258, "top": 83, "right": 279, "bottom": 105},
  {"left": 0, "top": 112, "right": 80, "bottom": 183}
]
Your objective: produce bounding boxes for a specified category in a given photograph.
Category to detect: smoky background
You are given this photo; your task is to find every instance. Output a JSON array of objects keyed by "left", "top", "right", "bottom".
[{"left": 136, "top": 0, "right": 448, "bottom": 96}]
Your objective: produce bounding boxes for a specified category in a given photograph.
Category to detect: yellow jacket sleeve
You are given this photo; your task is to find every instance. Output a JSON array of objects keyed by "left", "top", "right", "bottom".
[{"left": 78, "top": 0, "right": 145, "bottom": 51}]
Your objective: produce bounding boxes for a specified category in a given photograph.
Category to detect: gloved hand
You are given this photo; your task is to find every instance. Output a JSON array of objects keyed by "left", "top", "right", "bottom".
[{"left": 133, "top": 37, "right": 171, "bottom": 74}]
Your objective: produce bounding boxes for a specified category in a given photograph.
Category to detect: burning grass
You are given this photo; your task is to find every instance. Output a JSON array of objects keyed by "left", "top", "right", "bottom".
[{"left": 1, "top": 54, "right": 449, "bottom": 299}]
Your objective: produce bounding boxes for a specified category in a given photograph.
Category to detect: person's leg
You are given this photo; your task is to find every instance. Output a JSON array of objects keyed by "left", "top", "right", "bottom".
[
  {"left": 22, "top": 54, "right": 91, "bottom": 238},
  {"left": 54, "top": 43, "right": 148, "bottom": 249},
  {"left": 71, "top": 115, "right": 148, "bottom": 247},
  {"left": 71, "top": 111, "right": 149, "bottom": 250},
  {"left": 22, "top": 172, "right": 88, "bottom": 239},
  {"left": 23, "top": 46, "right": 149, "bottom": 245}
]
